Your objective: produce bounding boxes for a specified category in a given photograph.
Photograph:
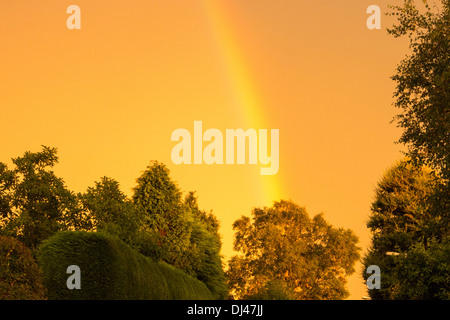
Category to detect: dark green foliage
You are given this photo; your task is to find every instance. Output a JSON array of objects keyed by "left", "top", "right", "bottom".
[
  {"left": 80, "top": 177, "right": 141, "bottom": 246},
  {"left": 0, "top": 235, "right": 46, "bottom": 299},
  {"left": 388, "top": 0, "right": 450, "bottom": 182},
  {"left": 132, "top": 162, "right": 228, "bottom": 299},
  {"left": 132, "top": 161, "right": 191, "bottom": 267},
  {"left": 0, "top": 146, "right": 89, "bottom": 251},
  {"left": 388, "top": 0, "right": 450, "bottom": 237},
  {"left": 183, "top": 192, "right": 228, "bottom": 300},
  {"left": 373, "top": 0, "right": 450, "bottom": 300},
  {"left": 1, "top": 148, "right": 228, "bottom": 299},
  {"left": 38, "top": 231, "right": 214, "bottom": 300},
  {"left": 363, "top": 160, "right": 449, "bottom": 299},
  {"left": 367, "top": 160, "right": 440, "bottom": 249},
  {"left": 394, "top": 238, "right": 450, "bottom": 299}
]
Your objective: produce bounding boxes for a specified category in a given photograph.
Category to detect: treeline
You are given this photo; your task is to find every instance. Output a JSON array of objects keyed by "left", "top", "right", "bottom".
[
  {"left": 0, "top": 146, "right": 227, "bottom": 299},
  {"left": 0, "top": 145, "right": 363, "bottom": 300},
  {"left": 1, "top": 0, "right": 448, "bottom": 301}
]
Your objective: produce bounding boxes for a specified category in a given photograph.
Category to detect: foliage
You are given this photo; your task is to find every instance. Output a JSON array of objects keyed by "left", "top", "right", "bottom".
[
  {"left": 0, "top": 235, "right": 46, "bottom": 299},
  {"left": 363, "top": 160, "right": 449, "bottom": 299},
  {"left": 38, "top": 231, "right": 214, "bottom": 300},
  {"left": 394, "top": 238, "right": 450, "bottom": 299},
  {"left": 132, "top": 161, "right": 191, "bottom": 265},
  {"left": 367, "top": 160, "right": 441, "bottom": 248},
  {"left": 373, "top": 0, "right": 450, "bottom": 299},
  {"left": 1, "top": 148, "right": 228, "bottom": 299},
  {"left": 79, "top": 177, "right": 141, "bottom": 247},
  {"left": 388, "top": 0, "right": 450, "bottom": 182},
  {"left": 227, "top": 200, "right": 360, "bottom": 300},
  {"left": 246, "top": 279, "right": 296, "bottom": 300},
  {"left": 183, "top": 192, "right": 228, "bottom": 299},
  {"left": 132, "top": 162, "right": 228, "bottom": 299},
  {"left": 388, "top": 0, "right": 450, "bottom": 232},
  {"left": 0, "top": 146, "right": 89, "bottom": 251}
]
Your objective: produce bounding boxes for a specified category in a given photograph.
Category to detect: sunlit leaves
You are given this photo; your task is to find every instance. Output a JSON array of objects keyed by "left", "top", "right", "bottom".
[{"left": 227, "top": 200, "right": 360, "bottom": 300}]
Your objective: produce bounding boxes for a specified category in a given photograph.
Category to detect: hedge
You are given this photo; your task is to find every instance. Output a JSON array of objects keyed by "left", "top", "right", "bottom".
[{"left": 38, "top": 231, "right": 214, "bottom": 300}]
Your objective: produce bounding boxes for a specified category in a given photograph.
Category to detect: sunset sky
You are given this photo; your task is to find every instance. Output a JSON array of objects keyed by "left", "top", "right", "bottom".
[{"left": 0, "top": 0, "right": 414, "bottom": 299}]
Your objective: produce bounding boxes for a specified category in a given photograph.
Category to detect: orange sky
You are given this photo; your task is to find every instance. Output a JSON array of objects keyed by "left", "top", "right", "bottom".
[{"left": 0, "top": 0, "right": 412, "bottom": 299}]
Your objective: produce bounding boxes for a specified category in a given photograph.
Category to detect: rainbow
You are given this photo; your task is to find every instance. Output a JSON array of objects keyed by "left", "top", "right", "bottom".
[{"left": 200, "top": 0, "right": 285, "bottom": 205}]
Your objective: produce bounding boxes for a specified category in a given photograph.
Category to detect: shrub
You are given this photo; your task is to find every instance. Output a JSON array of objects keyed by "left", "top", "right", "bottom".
[
  {"left": 0, "top": 235, "right": 46, "bottom": 299},
  {"left": 38, "top": 231, "right": 214, "bottom": 300}
]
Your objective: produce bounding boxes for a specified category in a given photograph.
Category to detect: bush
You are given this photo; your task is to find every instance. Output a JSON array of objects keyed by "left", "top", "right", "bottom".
[
  {"left": 38, "top": 231, "right": 214, "bottom": 300},
  {"left": 246, "top": 279, "right": 295, "bottom": 300},
  {"left": 0, "top": 235, "right": 46, "bottom": 299}
]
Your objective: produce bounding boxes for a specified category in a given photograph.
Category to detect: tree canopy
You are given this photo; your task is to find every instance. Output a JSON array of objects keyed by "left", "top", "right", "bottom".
[
  {"left": 365, "top": 0, "right": 450, "bottom": 300},
  {"left": 227, "top": 200, "right": 360, "bottom": 300},
  {"left": 80, "top": 176, "right": 142, "bottom": 247},
  {"left": 132, "top": 161, "right": 227, "bottom": 299},
  {"left": 0, "top": 146, "right": 87, "bottom": 251},
  {"left": 1, "top": 148, "right": 228, "bottom": 299},
  {"left": 363, "top": 159, "right": 449, "bottom": 299},
  {"left": 388, "top": 0, "right": 450, "bottom": 229},
  {"left": 389, "top": 0, "right": 449, "bottom": 182}
]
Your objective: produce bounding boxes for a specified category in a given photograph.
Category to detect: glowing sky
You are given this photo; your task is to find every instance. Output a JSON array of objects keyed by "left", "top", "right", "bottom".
[{"left": 0, "top": 0, "right": 411, "bottom": 299}]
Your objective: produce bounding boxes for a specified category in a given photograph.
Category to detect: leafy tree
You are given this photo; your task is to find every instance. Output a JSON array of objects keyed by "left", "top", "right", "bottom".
[
  {"left": 388, "top": 0, "right": 450, "bottom": 228},
  {"left": 183, "top": 192, "right": 228, "bottom": 299},
  {"left": 131, "top": 162, "right": 228, "bottom": 299},
  {"left": 132, "top": 161, "right": 191, "bottom": 267},
  {"left": 363, "top": 160, "right": 448, "bottom": 299},
  {"left": 394, "top": 238, "right": 450, "bottom": 299},
  {"left": 0, "top": 146, "right": 88, "bottom": 251},
  {"left": 373, "top": 0, "right": 450, "bottom": 299},
  {"left": 0, "top": 235, "right": 46, "bottom": 299},
  {"left": 368, "top": 160, "right": 441, "bottom": 247},
  {"left": 227, "top": 200, "right": 360, "bottom": 300},
  {"left": 389, "top": 0, "right": 449, "bottom": 182},
  {"left": 246, "top": 279, "right": 296, "bottom": 300},
  {"left": 80, "top": 176, "right": 141, "bottom": 247}
]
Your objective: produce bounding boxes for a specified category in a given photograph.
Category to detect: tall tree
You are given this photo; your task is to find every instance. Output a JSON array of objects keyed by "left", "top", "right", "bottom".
[
  {"left": 132, "top": 162, "right": 228, "bottom": 298},
  {"left": 183, "top": 192, "right": 228, "bottom": 299},
  {"left": 80, "top": 176, "right": 141, "bottom": 246},
  {"left": 374, "top": 0, "right": 450, "bottom": 299},
  {"left": 388, "top": 0, "right": 449, "bottom": 219},
  {"left": 227, "top": 200, "right": 360, "bottom": 300},
  {"left": 132, "top": 161, "right": 191, "bottom": 266},
  {"left": 363, "top": 160, "right": 442, "bottom": 299},
  {"left": 389, "top": 0, "right": 449, "bottom": 179}
]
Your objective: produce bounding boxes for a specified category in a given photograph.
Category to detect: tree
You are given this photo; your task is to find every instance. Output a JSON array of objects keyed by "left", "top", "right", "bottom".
[
  {"left": 132, "top": 162, "right": 228, "bottom": 298},
  {"left": 0, "top": 146, "right": 88, "bottom": 251},
  {"left": 227, "top": 200, "right": 360, "bottom": 300},
  {"left": 389, "top": 0, "right": 449, "bottom": 182},
  {"left": 376, "top": 0, "right": 450, "bottom": 299},
  {"left": 0, "top": 235, "right": 46, "bottom": 299},
  {"left": 388, "top": 0, "right": 450, "bottom": 230},
  {"left": 394, "top": 238, "right": 450, "bottom": 299},
  {"left": 183, "top": 192, "right": 228, "bottom": 299},
  {"left": 363, "top": 159, "right": 448, "bottom": 299},
  {"left": 132, "top": 161, "right": 191, "bottom": 267},
  {"left": 80, "top": 176, "right": 141, "bottom": 247},
  {"left": 368, "top": 160, "right": 441, "bottom": 247}
]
